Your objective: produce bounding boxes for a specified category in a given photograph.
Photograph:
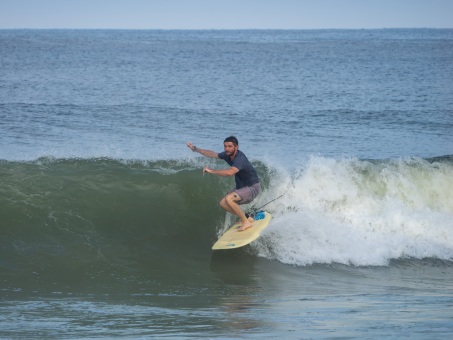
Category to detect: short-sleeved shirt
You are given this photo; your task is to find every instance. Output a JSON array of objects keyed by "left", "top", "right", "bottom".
[{"left": 218, "top": 150, "right": 260, "bottom": 189}]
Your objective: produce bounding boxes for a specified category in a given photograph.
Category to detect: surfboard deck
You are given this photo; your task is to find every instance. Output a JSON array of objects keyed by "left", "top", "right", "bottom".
[{"left": 212, "top": 211, "right": 272, "bottom": 250}]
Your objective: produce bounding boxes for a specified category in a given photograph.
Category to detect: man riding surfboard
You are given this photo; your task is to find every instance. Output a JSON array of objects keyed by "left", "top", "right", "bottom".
[{"left": 187, "top": 136, "right": 261, "bottom": 231}]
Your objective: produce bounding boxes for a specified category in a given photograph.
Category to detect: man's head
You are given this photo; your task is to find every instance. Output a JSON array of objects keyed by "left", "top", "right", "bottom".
[
  {"left": 224, "top": 136, "right": 238, "bottom": 146},
  {"left": 223, "top": 136, "right": 239, "bottom": 157}
]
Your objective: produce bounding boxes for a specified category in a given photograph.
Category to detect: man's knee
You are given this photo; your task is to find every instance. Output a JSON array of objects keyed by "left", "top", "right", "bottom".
[
  {"left": 225, "top": 192, "right": 240, "bottom": 204},
  {"left": 220, "top": 193, "right": 239, "bottom": 207}
]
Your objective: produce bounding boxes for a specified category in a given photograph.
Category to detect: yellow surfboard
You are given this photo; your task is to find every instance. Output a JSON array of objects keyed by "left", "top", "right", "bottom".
[{"left": 212, "top": 211, "right": 272, "bottom": 250}]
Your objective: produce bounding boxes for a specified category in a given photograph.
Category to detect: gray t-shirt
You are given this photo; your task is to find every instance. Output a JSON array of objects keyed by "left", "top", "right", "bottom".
[{"left": 218, "top": 150, "right": 260, "bottom": 189}]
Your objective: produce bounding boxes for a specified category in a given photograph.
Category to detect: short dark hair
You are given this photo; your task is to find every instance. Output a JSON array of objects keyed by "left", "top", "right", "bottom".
[{"left": 224, "top": 136, "right": 238, "bottom": 146}]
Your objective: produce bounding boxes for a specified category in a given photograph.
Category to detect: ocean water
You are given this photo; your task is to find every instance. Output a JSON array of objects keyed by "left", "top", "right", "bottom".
[{"left": 1, "top": 29, "right": 453, "bottom": 338}]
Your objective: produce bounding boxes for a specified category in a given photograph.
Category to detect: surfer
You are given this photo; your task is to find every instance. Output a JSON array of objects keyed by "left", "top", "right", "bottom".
[{"left": 187, "top": 136, "right": 261, "bottom": 231}]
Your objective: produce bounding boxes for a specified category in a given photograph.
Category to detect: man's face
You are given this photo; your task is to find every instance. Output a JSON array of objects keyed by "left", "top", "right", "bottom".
[{"left": 224, "top": 142, "right": 238, "bottom": 156}]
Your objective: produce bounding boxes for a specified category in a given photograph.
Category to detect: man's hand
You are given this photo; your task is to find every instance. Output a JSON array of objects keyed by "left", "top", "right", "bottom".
[{"left": 187, "top": 142, "right": 196, "bottom": 151}]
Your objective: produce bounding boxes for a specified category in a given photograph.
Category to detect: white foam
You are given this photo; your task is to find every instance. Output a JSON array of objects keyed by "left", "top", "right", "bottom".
[{"left": 254, "top": 156, "right": 453, "bottom": 266}]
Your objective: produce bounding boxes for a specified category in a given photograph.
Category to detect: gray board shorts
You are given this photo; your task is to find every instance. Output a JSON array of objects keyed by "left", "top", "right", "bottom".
[{"left": 230, "top": 183, "right": 261, "bottom": 205}]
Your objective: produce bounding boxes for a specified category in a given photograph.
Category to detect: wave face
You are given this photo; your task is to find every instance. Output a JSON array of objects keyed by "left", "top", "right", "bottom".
[
  {"left": 0, "top": 158, "right": 234, "bottom": 291},
  {"left": 1, "top": 155, "right": 452, "bottom": 287}
]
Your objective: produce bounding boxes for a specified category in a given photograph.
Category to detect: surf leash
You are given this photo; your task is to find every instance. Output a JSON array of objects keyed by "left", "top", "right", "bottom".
[{"left": 246, "top": 194, "right": 285, "bottom": 218}]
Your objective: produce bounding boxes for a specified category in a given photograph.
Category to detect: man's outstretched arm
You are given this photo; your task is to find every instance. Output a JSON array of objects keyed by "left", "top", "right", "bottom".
[{"left": 187, "top": 142, "right": 219, "bottom": 158}]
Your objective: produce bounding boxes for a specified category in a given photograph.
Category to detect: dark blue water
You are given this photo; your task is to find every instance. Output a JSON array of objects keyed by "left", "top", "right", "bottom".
[{"left": 1, "top": 29, "right": 453, "bottom": 338}]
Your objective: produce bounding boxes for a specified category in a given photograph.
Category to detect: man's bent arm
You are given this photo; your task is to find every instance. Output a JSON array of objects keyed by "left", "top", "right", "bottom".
[{"left": 204, "top": 166, "right": 238, "bottom": 177}]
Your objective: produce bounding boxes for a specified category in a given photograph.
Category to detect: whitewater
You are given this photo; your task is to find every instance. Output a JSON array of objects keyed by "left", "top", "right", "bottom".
[{"left": 255, "top": 155, "right": 453, "bottom": 266}]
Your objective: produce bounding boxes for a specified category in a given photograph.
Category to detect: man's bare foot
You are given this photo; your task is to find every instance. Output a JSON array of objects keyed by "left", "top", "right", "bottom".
[
  {"left": 238, "top": 217, "right": 254, "bottom": 226},
  {"left": 248, "top": 216, "right": 254, "bottom": 223},
  {"left": 237, "top": 221, "right": 253, "bottom": 232}
]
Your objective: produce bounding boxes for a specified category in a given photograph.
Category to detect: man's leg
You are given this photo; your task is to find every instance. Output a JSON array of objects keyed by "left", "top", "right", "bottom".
[{"left": 220, "top": 192, "right": 253, "bottom": 231}]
